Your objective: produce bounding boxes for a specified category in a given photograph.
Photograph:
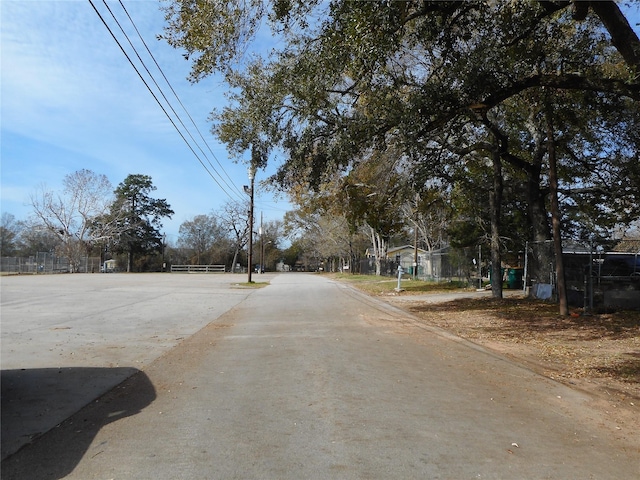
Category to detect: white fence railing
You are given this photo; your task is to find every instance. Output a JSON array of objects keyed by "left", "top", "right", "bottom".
[{"left": 170, "top": 264, "right": 226, "bottom": 273}]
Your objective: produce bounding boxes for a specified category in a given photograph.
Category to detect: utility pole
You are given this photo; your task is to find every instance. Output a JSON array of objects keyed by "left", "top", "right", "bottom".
[
  {"left": 196, "top": 228, "right": 201, "bottom": 265},
  {"left": 162, "top": 233, "right": 166, "bottom": 272},
  {"left": 260, "top": 212, "right": 264, "bottom": 274},
  {"left": 414, "top": 226, "right": 419, "bottom": 279},
  {"left": 246, "top": 165, "right": 255, "bottom": 283}
]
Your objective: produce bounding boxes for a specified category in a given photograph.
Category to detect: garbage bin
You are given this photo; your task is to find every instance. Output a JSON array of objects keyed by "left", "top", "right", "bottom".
[
  {"left": 408, "top": 265, "right": 422, "bottom": 276},
  {"left": 506, "top": 268, "right": 523, "bottom": 289}
]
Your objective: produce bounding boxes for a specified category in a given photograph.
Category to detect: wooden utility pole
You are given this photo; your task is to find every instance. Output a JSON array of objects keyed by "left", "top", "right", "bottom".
[{"left": 246, "top": 164, "right": 255, "bottom": 283}]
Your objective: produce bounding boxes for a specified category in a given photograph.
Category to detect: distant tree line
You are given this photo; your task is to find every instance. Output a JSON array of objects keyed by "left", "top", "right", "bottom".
[
  {"left": 0, "top": 169, "right": 299, "bottom": 273},
  {"left": 1, "top": 171, "right": 173, "bottom": 272},
  {"left": 171, "top": 204, "right": 293, "bottom": 273}
]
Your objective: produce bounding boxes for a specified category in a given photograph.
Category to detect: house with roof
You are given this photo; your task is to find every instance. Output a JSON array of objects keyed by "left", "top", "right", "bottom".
[{"left": 382, "top": 245, "right": 453, "bottom": 278}]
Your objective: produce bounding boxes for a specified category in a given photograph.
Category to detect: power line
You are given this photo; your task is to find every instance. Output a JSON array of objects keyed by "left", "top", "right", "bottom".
[
  {"left": 254, "top": 200, "right": 291, "bottom": 214},
  {"left": 88, "top": 0, "right": 244, "bottom": 202},
  {"left": 116, "top": 0, "right": 245, "bottom": 199},
  {"left": 97, "top": 0, "right": 243, "bottom": 201}
]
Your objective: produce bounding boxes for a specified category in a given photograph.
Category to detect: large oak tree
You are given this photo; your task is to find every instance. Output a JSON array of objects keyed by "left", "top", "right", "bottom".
[{"left": 162, "top": 0, "right": 640, "bottom": 305}]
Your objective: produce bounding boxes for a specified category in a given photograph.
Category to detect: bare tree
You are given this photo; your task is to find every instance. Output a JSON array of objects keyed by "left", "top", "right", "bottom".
[
  {"left": 219, "top": 200, "right": 250, "bottom": 272},
  {"left": 13, "top": 218, "right": 60, "bottom": 256},
  {"left": 30, "top": 169, "right": 113, "bottom": 271},
  {"left": 286, "top": 207, "right": 370, "bottom": 272},
  {"left": 178, "top": 213, "right": 230, "bottom": 265},
  {"left": 400, "top": 189, "right": 451, "bottom": 254},
  {"left": 0, "top": 213, "right": 22, "bottom": 256}
]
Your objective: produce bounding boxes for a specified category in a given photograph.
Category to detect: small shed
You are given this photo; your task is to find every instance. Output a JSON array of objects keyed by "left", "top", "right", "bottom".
[{"left": 102, "top": 259, "right": 117, "bottom": 273}]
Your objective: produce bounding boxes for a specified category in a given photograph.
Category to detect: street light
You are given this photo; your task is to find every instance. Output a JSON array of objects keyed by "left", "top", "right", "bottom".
[{"left": 246, "top": 165, "right": 255, "bottom": 283}]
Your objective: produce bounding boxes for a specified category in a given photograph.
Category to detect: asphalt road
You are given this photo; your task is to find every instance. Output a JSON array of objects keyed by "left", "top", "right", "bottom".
[{"left": 1, "top": 273, "right": 638, "bottom": 479}]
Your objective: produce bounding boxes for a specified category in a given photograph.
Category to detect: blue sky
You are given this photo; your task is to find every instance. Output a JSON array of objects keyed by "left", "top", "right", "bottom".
[
  {"left": 1, "top": 0, "right": 290, "bottom": 241},
  {"left": 2, "top": 2, "right": 639, "bottom": 241}
]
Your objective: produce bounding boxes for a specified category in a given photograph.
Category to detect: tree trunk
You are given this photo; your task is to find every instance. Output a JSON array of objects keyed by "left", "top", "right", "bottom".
[
  {"left": 489, "top": 149, "right": 504, "bottom": 299},
  {"left": 589, "top": 1, "right": 640, "bottom": 71},
  {"left": 526, "top": 157, "right": 554, "bottom": 286},
  {"left": 545, "top": 102, "right": 569, "bottom": 315},
  {"left": 127, "top": 246, "right": 133, "bottom": 273},
  {"left": 368, "top": 226, "right": 386, "bottom": 276},
  {"left": 231, "top": 247, "right": 239, "bottom": 273}
]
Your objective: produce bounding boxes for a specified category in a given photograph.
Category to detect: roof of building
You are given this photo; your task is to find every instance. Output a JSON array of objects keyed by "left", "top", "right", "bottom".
[
  {"left": 612, "top": 238, "right": 640, "bottom": 253},
  {"left": 387, "top": 245, "right": 428, "bottom": 254}
]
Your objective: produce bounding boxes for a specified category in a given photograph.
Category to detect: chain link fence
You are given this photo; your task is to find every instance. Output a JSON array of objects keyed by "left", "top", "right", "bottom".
[
  {"left": 357, "top": 249, "right": 471, "bottom": 282},
  {"left": 1, "top": 253, "right": 101, "bottom": 274},
  {"left": 526, "top": 241, "right": 640, "bottom": 310}
]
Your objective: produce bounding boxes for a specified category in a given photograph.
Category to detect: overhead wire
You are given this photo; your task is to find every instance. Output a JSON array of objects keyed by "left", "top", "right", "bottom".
[
  {"left": 116, "top": 0, "right": 245, "bottom": 199},
  {"left": 254, "top": 199, "right": 291, "bottom": 214},
  {"left": 98, "top": 0, "right": 244, "bottom": 201},
  {"left": 88, "top": 0, "right": 245, "bottom": 203}
]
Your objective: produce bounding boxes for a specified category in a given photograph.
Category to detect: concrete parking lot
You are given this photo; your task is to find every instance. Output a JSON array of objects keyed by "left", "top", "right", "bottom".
[{"left": 1, "top": 272, "right": 268, "bottom": 459}]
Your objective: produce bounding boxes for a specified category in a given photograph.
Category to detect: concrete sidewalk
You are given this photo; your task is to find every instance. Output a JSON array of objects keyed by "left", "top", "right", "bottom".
[
  {"left": 384, "top": 286, "right": 526, "bottom": 304},
  {"left": 1, "top": 272, "right": 270, "bottom": 459}
]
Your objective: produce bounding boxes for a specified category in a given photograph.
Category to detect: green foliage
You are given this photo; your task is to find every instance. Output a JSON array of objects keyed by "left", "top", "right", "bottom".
[
  {"left": 332, "top": 273, "right": 470, "bottom": 296},
  {"left": 108, "top": 174, "right": 174, "bottom": 272},
  {"left": 339, "top": 150, "right": 409, "bottom": 238},
  {"left": 281, "top": 239, "right": 303, "bottom": 268},
  {"left": 162, "top": 0, "right": 640, "bottom": 261}
]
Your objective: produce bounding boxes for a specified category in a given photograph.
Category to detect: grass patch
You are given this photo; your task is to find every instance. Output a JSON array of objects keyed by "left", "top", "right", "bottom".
[
  {"left": 328, "top": 273, "right": 471, "bottom": 296},
  {"left": 232, "top": 281, "right": 270, "bottom": 288}
]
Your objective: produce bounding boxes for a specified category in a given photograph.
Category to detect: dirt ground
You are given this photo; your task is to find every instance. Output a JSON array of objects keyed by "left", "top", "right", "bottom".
[{"left": 372, "top": 291, "right": 640, "bottom": 431}]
